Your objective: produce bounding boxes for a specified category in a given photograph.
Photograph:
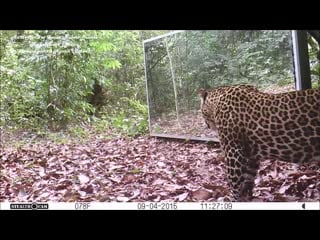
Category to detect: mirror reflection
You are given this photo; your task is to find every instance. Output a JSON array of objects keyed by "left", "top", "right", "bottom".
[{"left": 144, "top": 30, "right": 295, "bottom": 140}]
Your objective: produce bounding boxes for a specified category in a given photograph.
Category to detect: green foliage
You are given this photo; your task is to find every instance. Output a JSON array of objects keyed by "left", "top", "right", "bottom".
[
  {"left": 0, "top": 30, "right": 158, "bottom": 137},
  {"left": 145, "top": 30, "right": 295, "bottom": 118},
  {"left": 308, "top": 33, "right": 320, "bottom": 86},
  {"left": 92, "top": 116, "right": 110, "bottom": 133},
  {"left": 1, "top": 31, "right": 94, "bottom": 129},
  {"left": 277, "top": 78, "right": 293, "bottom": 87},
  {"left": 106, "top": 98, "right": 148, "bottom": 137},
  {"left": 312, "top": 81, "right": 319, "bottom": 89},
  {"left": 69, "top": 125, "right": 89, "bottom": 139},
  {"left": 130, "top": 168, "right": 142, "bottom": 174}
]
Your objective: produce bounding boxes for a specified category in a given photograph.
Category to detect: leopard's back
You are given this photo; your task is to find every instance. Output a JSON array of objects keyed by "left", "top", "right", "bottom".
[{"left": 243, "top": 88, "right": 320, "bottom": 163}]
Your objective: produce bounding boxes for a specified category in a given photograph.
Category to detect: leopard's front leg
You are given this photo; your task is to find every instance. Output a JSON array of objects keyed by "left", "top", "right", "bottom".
[{"left": 224, "top": 142, "right": 260, "bottom": 202}]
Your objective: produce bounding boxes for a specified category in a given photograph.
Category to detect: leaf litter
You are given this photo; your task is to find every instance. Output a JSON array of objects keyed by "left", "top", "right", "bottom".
[{"left": 0, "top": 136, "right": 319, "bottom": 202}]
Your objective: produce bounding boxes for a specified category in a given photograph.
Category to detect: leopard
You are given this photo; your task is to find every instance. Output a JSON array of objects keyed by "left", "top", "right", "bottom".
[{"left": 199, "top": 84, "right": 320, "bottom": 201}]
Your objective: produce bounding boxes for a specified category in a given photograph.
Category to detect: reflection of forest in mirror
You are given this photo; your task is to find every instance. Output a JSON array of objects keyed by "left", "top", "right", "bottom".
[{"left": 144, "top": 30, "right": 294, "bottom": 140}]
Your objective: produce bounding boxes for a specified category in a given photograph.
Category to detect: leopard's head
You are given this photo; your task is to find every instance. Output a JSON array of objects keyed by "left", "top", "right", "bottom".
[
  {"left": 199, "top": 85, "right": 259, "bottom": 132},
  {"left": 198, "top": 88, "right": 218, "bottom": 131}
]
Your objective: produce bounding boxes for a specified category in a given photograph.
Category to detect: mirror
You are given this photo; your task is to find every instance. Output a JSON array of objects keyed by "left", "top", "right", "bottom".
[{"left": 144, "top": 30, "right": 295, "bottom": 141}]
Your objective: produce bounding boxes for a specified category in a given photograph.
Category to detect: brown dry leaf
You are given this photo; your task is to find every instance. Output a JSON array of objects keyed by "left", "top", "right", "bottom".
[
  {"left": 81, "top": 185, "right": 94, "bottom": 194},
  {"left": 18, "top": 187, "right": 27, "bottom": 198},
  {"left": 39, "top": 167, "right": 46, "bottom": 177},
  {"left": 175, "top": 192, "right": 189, "bottom": 201},
  {"left": 122, "top": 174, "right": 136, "bottom": 183},
  {"left": 192, "top": 189, "right": 212, "bottom": 200},
  {"left": 117, "top": 196, "right": 130, "bottom": 202},
  {"left": 157, "top": 161, "right": 166, "bottom": 168},
  {"left": 278, "top": 183, "right": 291, "bottom": 194},
  {"left": 152, "top": 179, "right": 168, "bottom": 186},
  {"left": 163, "top": 183, "right": 185, "bottom": 192},
  {"left": 78, "top": 174, "right": 90, "bottom": 184}
]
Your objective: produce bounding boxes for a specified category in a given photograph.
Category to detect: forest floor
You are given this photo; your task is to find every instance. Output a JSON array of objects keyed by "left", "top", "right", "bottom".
[{"left": 1, "top": 133, "right": 319, "bottom": 202}]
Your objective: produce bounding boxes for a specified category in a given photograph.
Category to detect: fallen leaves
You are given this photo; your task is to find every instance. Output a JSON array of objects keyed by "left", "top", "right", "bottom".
[
  {"left": 0, "top": 136, "right": 319, "bottom": 202},
  {"left": 192, "top": 189, "right": 212, "bottom": 200},
  {"left": 150, "top": 111, "right": 219, "bottom": 139},
  {"left": 254, "top": 160, "right": 320, "bottom": 201},
  {"left": 78, "top": 174, "right": 90, "bottom": 184}
]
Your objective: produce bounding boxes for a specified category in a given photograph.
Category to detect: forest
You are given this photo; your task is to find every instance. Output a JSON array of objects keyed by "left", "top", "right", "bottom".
[{"left": 0, "top": 30, "right": 319, "bottom": 203}]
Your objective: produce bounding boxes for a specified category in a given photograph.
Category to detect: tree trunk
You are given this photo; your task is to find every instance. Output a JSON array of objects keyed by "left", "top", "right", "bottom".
[{"left": 165, "top": 37, "right": 181, "bottom": 128}]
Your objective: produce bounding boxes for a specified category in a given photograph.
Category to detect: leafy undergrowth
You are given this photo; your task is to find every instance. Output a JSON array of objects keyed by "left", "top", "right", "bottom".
[{"left": 0, "top": 136, "right": 319, "bottom": 202}]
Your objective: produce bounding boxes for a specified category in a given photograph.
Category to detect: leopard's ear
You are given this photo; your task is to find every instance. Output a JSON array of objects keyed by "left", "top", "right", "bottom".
[{"left": 198, "top": 88, "right": 208, "bottom": 100}]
